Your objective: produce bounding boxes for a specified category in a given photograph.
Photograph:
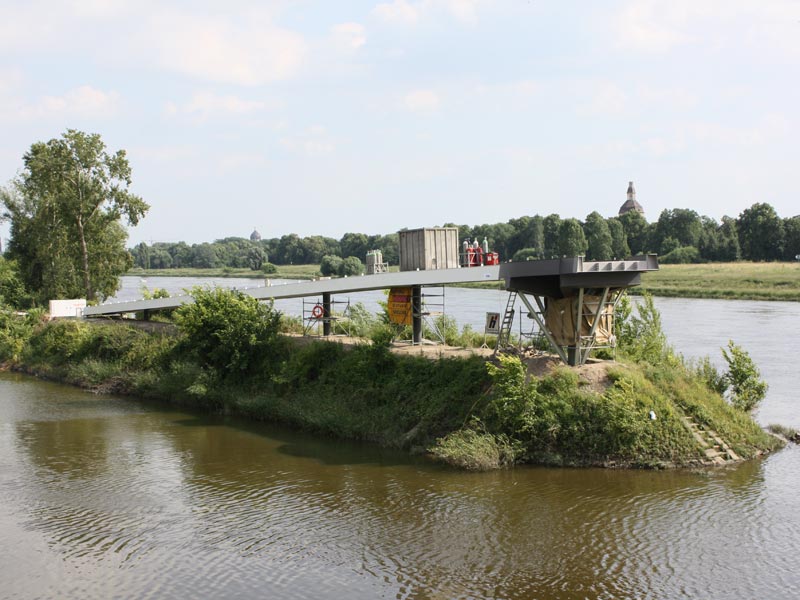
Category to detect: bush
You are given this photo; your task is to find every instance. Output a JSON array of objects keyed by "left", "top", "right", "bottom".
[
  {"left": 319, "top": 255, "right": 343, "bottom": 276},
  {"left": 722, "top": 340, "right": 768, "bottom": 412},
  {"left": 616, "top": 292, "right": 675, "bottom": 365},
  {"left": 660, "top": 246, "right": 701, "bottom": 264},
  {"left": 339, "top": 256, "right": 363, "bottom": 277},
  {"left": 431, "top": 425, "right": 518, "bottom": 470},
  {"left": 174, "top": 287, "right": 285, "bottom": 381},
  {"left": 512, "top": 248, "right": 542, "bottom": 262},
  {"left": 0, "top": 309, "right": 42, "bottom": 362},
  {"left": 24, "top": 319, "right": 91, "bottom": 365},
  {"left": 262, "top": 262, "right": 278, "bottom": 275}
]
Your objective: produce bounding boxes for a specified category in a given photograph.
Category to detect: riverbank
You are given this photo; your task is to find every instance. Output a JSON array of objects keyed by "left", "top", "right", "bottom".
[
  {"left": 127, "top": 262, "right": 800, "bottom": 301},
  {"left": 1, "top": 310, "right": 783, "bottom": 470},
  {"left": 640, "top": 262, "right": 800, "bottom": 301}
]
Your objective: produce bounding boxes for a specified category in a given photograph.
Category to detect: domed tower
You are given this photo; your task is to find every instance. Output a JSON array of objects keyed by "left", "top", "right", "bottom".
[
  {"left": 250, "top": 228, "right": 262, "bottom": 242},
  {"left": 618, "top": 181, "right": 644, "bottom": 216}
]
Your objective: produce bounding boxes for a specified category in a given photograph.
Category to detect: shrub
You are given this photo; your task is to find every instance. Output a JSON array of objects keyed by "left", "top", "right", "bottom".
[
  {"left": 339, "top": 256, "right": 363, "bottom": 277},
  {"left": 174, "top": 287, "right": 285, "bottom": 381},
  {"left": 616, "top": 292, "right": 675, "bottom": 365},
  {"left": 0, "top": 308, "right": 42, "bottom": 362},
  {"left": 431, "top": 425, "right": 518, "bottom": 470},
  {"left": 722, "top": 340, "right": 768, "bottom": 412},
  {"left": 660, "top": 246, "right": 701, "bottom": 264},
  {"left": 262, "top": 262, "right": 278, "bottom": 275},
  {"left": 319, "top": 255, "right": 343, "bottom": 276},
  {"left": 24, "top": 319, "right": 91, "bottom": 365},
  {"left": 512, "top": 248, "right": 542, "bottom": 262}
]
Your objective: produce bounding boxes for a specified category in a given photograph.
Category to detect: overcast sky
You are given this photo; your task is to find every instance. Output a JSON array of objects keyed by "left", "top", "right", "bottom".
[{"left": 1, "top": 0, "right": 798, "bottom": 246}]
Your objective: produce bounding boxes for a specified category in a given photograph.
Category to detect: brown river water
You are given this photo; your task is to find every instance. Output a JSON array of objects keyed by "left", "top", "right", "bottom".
[{"left": 1, "top": 281, "right": 799, "bottom": 599}]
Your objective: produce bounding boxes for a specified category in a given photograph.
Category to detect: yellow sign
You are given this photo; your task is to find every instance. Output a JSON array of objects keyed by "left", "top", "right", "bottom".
[{"left": 388, "top": 287, "right": 413, "bottom": 325}]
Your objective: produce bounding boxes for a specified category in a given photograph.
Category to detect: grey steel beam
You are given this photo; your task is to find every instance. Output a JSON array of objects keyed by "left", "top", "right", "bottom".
[
  {"left": 412, "top": 285, "right": 422, "bottom": 344},
  {"left": 517, "top": 292, "right": 568, "bottom": 364},
  {"left": 322, "top": 292, "right": 331, "bottom": 336}
]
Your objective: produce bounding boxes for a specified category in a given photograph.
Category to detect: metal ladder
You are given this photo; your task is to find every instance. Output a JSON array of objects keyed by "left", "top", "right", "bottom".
[{"left": 494, "top": 291, "right": 517, "bottom": 354}]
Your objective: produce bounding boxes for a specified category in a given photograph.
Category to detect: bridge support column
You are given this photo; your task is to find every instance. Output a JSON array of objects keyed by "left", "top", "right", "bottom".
[
  {"left": 322, "top": 292, "right": 331, "bottom": 336},
  {"left": 412, "top": 285, "right": 422, "bottom": 344}
]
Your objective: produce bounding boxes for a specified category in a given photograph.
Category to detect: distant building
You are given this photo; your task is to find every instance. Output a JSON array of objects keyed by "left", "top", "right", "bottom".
[
  {"left": 250, "top": 228, "right": 262, "bottom": 242},
  {"left": 618, "top": 181, "right": 644, "bottom": 216}
]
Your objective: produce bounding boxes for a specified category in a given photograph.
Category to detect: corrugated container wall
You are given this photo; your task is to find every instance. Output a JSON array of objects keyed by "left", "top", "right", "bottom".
[{"left": 399, "top": 227, "right": 460, "bottom": 271}]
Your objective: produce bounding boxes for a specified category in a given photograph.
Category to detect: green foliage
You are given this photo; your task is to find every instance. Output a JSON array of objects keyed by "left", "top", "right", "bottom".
[
  {"left": 0, "top": 257, "right": 31, "bottom": 309},
  {"left": 24, "top": 319, "right": 92, "bottom": 365},
  {"left": 616, "top": 292, "right": 674, "bottom": 365},
  {"left": 512, "top": 248, "right": 541, "bottom": 262},
  {"left": 335, "top": 302, "right": 376, "bottom": 337},
  {"left": 339, "top": 256, "right": 363, "bottom": 276},
  {"left": 737, "top": 202, "right": 784, "bottom": 261},
  {"left": 141, "top": 286, "right": 170, "bottom": 300},
  {"left": 481, "top": 356, "right": 651, "bottom": 463},
  {"left": 584, "top": 211, "right": 613, "bottom": 260},
  {"left": 660, "top": 246, "right": 701, "bottom": 264},
  {"left": 2, "top": 129, "right": 148, "bottom": 302},
  {"left": 556, "top": 218, "right": 588, "bottom": 257},
  {"left": 174, "top": 287, "right": 285, "bottom": 380},
  {"left": 691, "top": 356, "right": 727, "bottom": 395},
  {"left": 431, "top": 425, "right": 518, "bottom": 470},
  {"left": 721, "top": 340, "right": 768, "bottom": 412},
  {"left": 0, "top": 309, "right": 43, "bottom": 362},
  {"left": 261, "top": 262, "right": 278, "bottom": 274},
  {"left": 319, "top": 254, "right": 343, "bottom": 276},
  {"left": 607, "top": 217, "right": 631, "bottom": 259}
]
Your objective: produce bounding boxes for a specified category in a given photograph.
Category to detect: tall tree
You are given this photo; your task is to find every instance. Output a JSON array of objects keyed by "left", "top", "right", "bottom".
[
  {"left": 543, "top": 214, "right": 562, "bottom": 259},
  {"left": 583, "top": 211, "right": 613, "bottom": 260},
  {"left": 737, "top": 203, "right": 784, "bottom": 261},
  {"left": 556, "top": 218, "right": 588, "bottom": 257},
  {"left": 618, "top": 210, "right": 650, "bottom": 255},
  {"left": 653, "top": 208, "right": 702, "bottom": 254},
  {"left": 782, "top": 216, "right": 800, "bottom": 261},
  {"left": 607, "top": 217, "right": 630, "bottom": 259},
  {"left": 2, "top": 130, "right": 148, "bottom": 302}
]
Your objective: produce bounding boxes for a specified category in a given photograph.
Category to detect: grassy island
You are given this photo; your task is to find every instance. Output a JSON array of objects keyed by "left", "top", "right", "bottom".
[{"left": 0, "top": 289, "right": 784, "bottom": 470}]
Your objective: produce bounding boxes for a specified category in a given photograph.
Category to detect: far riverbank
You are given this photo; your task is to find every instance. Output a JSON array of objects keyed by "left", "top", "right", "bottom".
[{"left": 127, "top": 262, "right": 800, "bottom": 302}]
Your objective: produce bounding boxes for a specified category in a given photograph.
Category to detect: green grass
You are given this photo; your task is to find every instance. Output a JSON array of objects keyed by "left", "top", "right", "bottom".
[
  {"left": 127, "top": 264, "right": 324, "bottom": 280},
  {"left": 639, "top": 262, "right": 800, "bottom": 301}
]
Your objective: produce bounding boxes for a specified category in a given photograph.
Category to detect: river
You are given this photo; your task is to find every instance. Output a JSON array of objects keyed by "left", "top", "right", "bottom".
[{"left": 1, "top": 279, "right": 799, "bottom": 599}]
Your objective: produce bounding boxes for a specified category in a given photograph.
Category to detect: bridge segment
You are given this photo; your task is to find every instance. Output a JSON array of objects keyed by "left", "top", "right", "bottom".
[{"left": 83, "top": 255, "right": 658, "bottom": 364}]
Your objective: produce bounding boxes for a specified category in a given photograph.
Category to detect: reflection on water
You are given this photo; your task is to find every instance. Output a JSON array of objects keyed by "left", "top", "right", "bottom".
[{"left": 2, "top": 372, "right": 799, "bottom": 599}]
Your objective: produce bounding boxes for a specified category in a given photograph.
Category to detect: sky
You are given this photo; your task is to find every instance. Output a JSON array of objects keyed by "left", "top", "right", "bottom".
[{"left": 1, "top": 0, "right": 799, "bottom": 246}]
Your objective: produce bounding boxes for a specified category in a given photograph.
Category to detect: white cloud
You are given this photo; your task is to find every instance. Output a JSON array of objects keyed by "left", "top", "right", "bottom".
[
  {"left": 373, "top": 0, "right": 482, "bottom": 25},
  {"left": 217, "top": 152, "right": 269, "bottom": 174},
  {"left": 146, "top": 11, "right": 306, "bottom": 86},
  {"left": 165, "top": 91, "right": 269, "bottom": 120},
  {"left": 331, "top": 22, "right": 367, "bottom": 50},
  {"left": 614, "top": 1, "right": 693, "bottom": 52},
  {"left": 20, "top": 85, "right": 120, "bottom": 118},
  {"left": 373, "top": 0, "right": 421, "bottom": 25},
  {"left": 613, "top": 0, "right": 800, "bottom": 55},
  {"left": 280, "top": 127, "right": 335, "bottom": 156},
  {"left": 578, "top": 82, "right": 628, "bottom": 116},
  {"left": 403, "top": 89, "right": 440, "bottom": 111}
]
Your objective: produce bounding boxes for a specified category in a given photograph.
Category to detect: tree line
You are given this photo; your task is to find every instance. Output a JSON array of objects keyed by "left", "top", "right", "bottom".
[{"left": 129, "top": 202, "right": 800, "bottom": 273}]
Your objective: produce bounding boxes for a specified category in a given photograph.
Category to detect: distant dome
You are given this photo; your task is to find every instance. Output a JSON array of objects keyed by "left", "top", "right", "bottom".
[
  {"left": 618, "top": 181, "right": 644, "bottom": 216},
  {"left": 250, "top": 229, "right": 262, "bottom": 242}
]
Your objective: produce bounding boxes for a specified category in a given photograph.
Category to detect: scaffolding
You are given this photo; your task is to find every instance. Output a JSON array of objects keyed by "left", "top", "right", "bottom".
[
  {"left": 505, "top": 287, "right": 624, "bottom": 365},
  {"left": 302, "top": 297, "right": 352, "bottom": 337}
]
